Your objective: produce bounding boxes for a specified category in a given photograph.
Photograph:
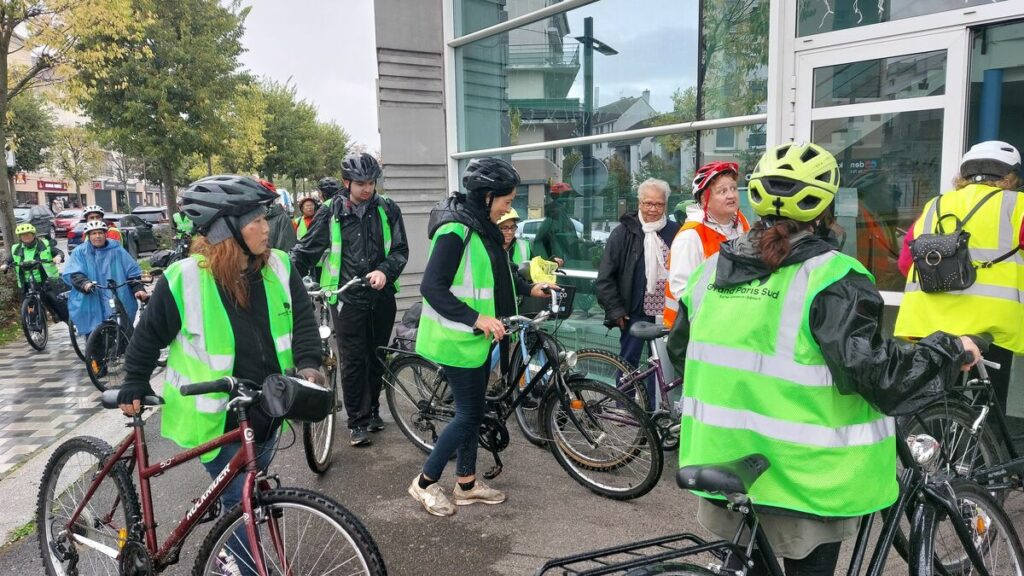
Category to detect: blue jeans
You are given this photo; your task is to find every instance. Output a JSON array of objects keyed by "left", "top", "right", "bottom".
[
  {"left": 619, "top": 314, "right": 657, "bottom": 409},
  {"left": 422, "top": 362, "right": 488, "bottom": 481}
]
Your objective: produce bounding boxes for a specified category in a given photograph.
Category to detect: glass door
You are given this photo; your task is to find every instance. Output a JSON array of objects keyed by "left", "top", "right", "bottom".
[{"left": 794, "top": 31, "right": 969, "bottom": 295}]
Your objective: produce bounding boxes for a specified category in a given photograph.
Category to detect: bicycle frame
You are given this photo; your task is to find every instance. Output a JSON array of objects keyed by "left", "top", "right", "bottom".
[{"left": 64, "top": 410, "right": 275, "bottom": 574}]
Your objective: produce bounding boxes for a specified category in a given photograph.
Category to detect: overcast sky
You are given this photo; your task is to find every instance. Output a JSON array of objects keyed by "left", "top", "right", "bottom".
[{"left": 238, "top": 0, "right": 381, "bottom": 151}]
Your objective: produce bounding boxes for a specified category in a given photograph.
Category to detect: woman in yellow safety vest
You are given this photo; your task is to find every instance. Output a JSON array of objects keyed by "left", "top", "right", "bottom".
[
  {"left": 117, "top": 174, "right": 324, "bottom": 519},
  {"left": 666, "top": 143, "right": 980, "bottom": 575},
  {"left": 410, "top": 157, "right": 552, "bottom": 517},
  {"left": 293, "top": 196, "right": 319, "bottom": 239}
]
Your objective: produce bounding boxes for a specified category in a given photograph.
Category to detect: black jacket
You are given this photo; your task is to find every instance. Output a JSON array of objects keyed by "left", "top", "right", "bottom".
[
  {"left": 120, "top": 260, "right": 322, "bottom": 439},
  {"left": 666, "top": 229, "right": 968, "bottom": 416},
  {"left": 595, "top": 212, "right": 680, "bottom": 328},
  {"left": 290, "top": 190, "right": 409, "bottom": 309},
  {"left": 267, "top": 204, "right": 297, "bottom": 252}
]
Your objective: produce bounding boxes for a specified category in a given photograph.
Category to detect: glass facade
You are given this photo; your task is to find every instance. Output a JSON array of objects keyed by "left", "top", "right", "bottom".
[
  {"left": 967, "top": 21, "right": 1024, "bottom": 155},
  {"left": 797, "top": 0, "right": 1007, "bottom": 37},
  {"left": 812, "top": 50, "right": 946, "bottom": 108}
]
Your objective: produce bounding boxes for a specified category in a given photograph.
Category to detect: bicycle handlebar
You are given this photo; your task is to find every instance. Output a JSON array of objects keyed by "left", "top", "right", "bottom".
[
  {"left": 180, "top": 376, "right": 258, "bottom": 397},
  {"left": 304, "top": 275, "right": 368, "bottom": 298},
  {"left": 473, "top": 287, "right": 564, "bottom": 335}
]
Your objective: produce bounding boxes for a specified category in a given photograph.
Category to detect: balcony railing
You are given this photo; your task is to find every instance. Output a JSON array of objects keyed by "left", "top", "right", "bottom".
[{"left": 507, "top": 42, "right": 580, "bottom": 68}]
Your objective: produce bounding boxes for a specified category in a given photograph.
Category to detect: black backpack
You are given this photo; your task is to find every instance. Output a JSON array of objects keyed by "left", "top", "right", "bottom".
[{"left": 910, "top": 190, "right": 1017, "bottom": 293}]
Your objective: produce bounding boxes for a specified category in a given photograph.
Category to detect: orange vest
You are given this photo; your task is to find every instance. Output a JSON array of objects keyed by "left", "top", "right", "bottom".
[
  {"left": 107, "top": 227, "right": 122, "bottom": 243},
  {"left": 663, "top": 213, "right": 750, "bottom": 327}
]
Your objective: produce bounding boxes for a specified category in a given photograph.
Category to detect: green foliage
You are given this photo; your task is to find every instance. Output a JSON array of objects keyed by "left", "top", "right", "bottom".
[
  {"left": 219, "top": 80, "right": 269, "bottom": 174},
  {"left": 49, "top": 125, "right": 105, "bottom": 203},
  {"left": 7, "top": 519, "right": 36, "bottom": 543},
  {"left": 259, "top": 79, "right": 319, "bottom": 181},
  {"left": 700, "top": 0, "right": 769, "bottom": 119},
  {"left": 6, "top": 91, "right": 56, "bottom": 173},
  {"left": 652, "top": 87, "right": 698, "bottom": 154},
  {"left": 314, "top": 121, "right": 349, "bottom": 179}
]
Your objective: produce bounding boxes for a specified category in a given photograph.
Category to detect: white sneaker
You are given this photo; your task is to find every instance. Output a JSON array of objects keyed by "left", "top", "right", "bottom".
[
  {"left": 452, "top": 479, "right": 506, "bottom": 505},
  {"left": 408, "top": 475, "right": 456, "bottom": 517}
]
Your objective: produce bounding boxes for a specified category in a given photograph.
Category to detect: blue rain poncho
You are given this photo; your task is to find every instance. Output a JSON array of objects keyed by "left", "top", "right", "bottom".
[{"left": 62, "top": 239, "right": 142, "bottom": 336}]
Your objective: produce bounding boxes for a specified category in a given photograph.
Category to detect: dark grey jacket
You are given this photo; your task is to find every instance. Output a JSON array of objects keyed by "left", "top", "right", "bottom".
[
  {"left": 290, "top": 190, "right": 409, "bottom": 309},
  {"left": 595, "top": 212, "right": 680, "bottom": 328}
]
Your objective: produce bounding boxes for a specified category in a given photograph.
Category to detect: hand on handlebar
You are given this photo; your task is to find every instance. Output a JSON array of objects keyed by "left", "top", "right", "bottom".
[
  {"left": 366, "top": 270, "right": 387, "bottom": 290},
  {"left": 82, "top": 281, "right": 95, "bottom": 294},
  {"left": 958, "top": 336, "right": 983, "bottom": 372},
  {"left": 529, "top": 283, "right": 559, "bottom": 298},
  {"left": 134, "top": 290, "right": 149, "bottom": 302},
  {"left": 474, "top": 314, "right": 506, "bottom": 342}
]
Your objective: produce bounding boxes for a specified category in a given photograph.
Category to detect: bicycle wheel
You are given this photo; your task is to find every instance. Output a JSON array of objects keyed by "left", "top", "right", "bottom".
[
  {"left": 510, "top": 335, "right": 554, "bottom": 448},
  {"left": 625, "top": 564, "right": 717, "bottom": 576},
  {"left": 384, "top": 355, "right": 453, "bottom": 455},
  {"left": 84, "top": 323, "right": 132, "bottom": 392},
  {"left": 194, "top": 488, "right": 387, "bottom": 576},
  {"left": 543, "top": 378, "right": 663, "bottom": 500},
  {"left": 21, "top": 294, "right": 48, "bottom": 351},
  {"left": 67, "top": 321, "right": 86, "bottom": 362},
  {"left": 574, "top": 349, "right": 649, "bottom": 411},
  {"left": 927, "top": 478, "right": 1024, "bottom": 575},
  {"left": 37, "top": 436, "right": 140, "bottom": 576},
  {"left": 302, "top": 350, "right": 339, "bottom": 474},
  {"left": 899, "top": 402, "right": 1010, "bottom": 492}
]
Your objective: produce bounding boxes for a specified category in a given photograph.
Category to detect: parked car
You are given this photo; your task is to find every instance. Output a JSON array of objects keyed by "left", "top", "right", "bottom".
[
  {"left": 14, "top": 204, "right": 55, "bottom": 238},
  {"left": 54, "top": 210, "right": 83, "bottom": 237},
  {"left": 67, "top": 213, "right": 159, "bottom": 258},
  {"left": 131, "top": 205, "right": 168, "bottom": 225}
]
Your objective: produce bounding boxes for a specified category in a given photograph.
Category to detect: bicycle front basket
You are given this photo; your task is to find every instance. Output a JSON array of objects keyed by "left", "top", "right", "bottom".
[{"left": 260, "top": 374, "right": 333, "bottom": 422}]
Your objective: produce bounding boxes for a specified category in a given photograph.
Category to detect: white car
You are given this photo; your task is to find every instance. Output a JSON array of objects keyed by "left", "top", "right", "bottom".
[{"left": 517, "top": 218, "right": 613, "bottom": 243}]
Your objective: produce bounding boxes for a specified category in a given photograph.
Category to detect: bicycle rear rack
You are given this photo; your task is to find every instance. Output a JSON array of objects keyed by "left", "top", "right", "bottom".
[{"left": 535, "top": 532, "right": 730, "bottom": 575}]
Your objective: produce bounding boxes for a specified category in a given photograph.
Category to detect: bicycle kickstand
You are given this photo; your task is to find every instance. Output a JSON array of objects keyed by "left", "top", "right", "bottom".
[{"left": 483, "top": 449, "right": 503, "bottom": 480}]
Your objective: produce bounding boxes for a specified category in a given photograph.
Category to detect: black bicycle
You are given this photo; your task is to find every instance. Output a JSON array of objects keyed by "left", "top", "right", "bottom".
[
  {"left": 83, "top": 274, "right": 154, "bottom": 392},
  {"left": 300, "top": 275, "right": 365, "bottom": 474},
  {"left": 10, "top": 260, "right": 60, "bottom": 351},
  {"left": 537, "top": 430, "right": 1024, "bottom": 575},
  {"left": 382, "top": 287, "right": 664, "bottom": 500}
]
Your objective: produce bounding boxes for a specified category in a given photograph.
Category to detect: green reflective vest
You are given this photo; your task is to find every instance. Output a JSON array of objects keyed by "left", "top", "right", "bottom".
[
  {"left": 161, "top": 250, "right": 294, "bottom": 462},
  {"left": 679, "top": 251, "right": 896, "bottom": 517},
  {"left": 173, "top": 212, "right": 194, "bottom": 238},
  {"left": 11, "top": 239, "right": 58, "bottom": 287},
  {"left": 294, "top": 216, "right": 311, "bottom": 240},
  {"left": 318, "top": 199, "right": 396, "bottom": 304},
  {"left": 509, "top": 239, "right": 530, "bottom": 266},
  {"left": 417, "top": 222, "right": 502, "bottom": 368},
  {"left": 896, "top": 184, "right": 1024, "bottom": 354}
]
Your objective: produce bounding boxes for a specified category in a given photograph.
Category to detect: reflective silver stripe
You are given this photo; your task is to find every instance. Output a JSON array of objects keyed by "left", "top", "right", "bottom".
[
  {"left": 905, "top": 281, "right": 1022, "bottom": 302},
  {"left": 275, "top": 334, "right": 292, "bottom": 351},
  {"left": 664, "top": 297, "right": 679, "bottom": 312},
  {"left": 165, "top": 364, "right": 186, "bottom": 390},
  {"left": 682, "top": 398, "right": 895, "bottom": 448},
  {"left": 920, "top": 197, "right": 938, "bottom": 234},
  {"left": 195, "top": 395, "right": 228, "bottom": 414},
  {"left": 421, "top": 301, "right": 475, "bottom": 333},
  {"left": 688, "top": 341, "right": 833, "bottom": 387},
  {"left": 687, "top": 253, "right": 718, "bottom": 319},
  {"left": 775, "top": 252, "right": 838, "bottom": 360},
  {"left": 516, "top": 241, "right": 529, "bottom": 263},
  {"left": 177, "top": 261, "right": 234, "bottom": 372},
  {"left": 451, "top": 286, "right": 494, "bottom": 299}
]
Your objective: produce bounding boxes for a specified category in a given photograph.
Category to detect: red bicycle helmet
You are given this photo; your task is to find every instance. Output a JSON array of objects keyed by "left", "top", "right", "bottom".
[{"left": 692, "top": 161, "right": 739, "bottom": 203}]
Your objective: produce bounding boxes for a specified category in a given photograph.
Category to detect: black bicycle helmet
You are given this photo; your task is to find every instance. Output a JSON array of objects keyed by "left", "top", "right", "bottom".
[
  {"left": 462, "top": 157, "right": 520, "bottom": 194},
  {"left": 180, "top": 174, "right": 277, "bottom": 231},
  {"left": 317, "top": 176, "right": 342, "bottom": 200},
  {"left": 341, "top": 153, "right": 383, "bottom": 183}
]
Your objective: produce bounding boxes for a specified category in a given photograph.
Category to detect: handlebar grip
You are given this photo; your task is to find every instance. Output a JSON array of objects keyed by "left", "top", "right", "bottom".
[
  {"left": 180, "top": 378, "right": 232, "bottom": 397},
  {"left": 968, "top": 333, "right": 993, "bottom": 354}
]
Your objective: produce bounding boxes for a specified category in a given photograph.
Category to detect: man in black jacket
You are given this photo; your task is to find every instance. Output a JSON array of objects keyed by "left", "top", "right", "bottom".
[
  {"left": 291, "top": 153, "right": 409, "bottom": 446},
  {"left": 595, "top": 179, "right": 680, "bottom": 407}
]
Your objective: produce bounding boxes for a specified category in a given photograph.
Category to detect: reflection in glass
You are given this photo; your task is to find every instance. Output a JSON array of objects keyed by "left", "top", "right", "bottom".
[
  {"left": 811, "top": 110, "right": 944, "bottom": 291},
  {"left": 700, "top": 0, "right": 770, "bottom": 119},
  {"left": 798, "top": 0, "right": 1006, "bottom": 37},
  {"left": 967, "top": 21, "right": 1024, "bottom": 156},
  {"left": 456, "top": 0, "right": 569, "bottom": 38},
  {"left": 813, "top": 50, "right": 946, "bottom": 108}
]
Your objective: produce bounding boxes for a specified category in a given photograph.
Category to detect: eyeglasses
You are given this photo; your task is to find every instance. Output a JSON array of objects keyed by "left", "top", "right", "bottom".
[
  {"left": 640, "top": 201, "right": 666, "bottom": 209},
  {"left": 499, "top": 225, "right": 518, "bottom": 232}
]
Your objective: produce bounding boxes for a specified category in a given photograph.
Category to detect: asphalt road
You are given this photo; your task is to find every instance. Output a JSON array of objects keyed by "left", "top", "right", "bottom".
[{"left": 1, "top": 411, "right": 1021, "bottom": 576}]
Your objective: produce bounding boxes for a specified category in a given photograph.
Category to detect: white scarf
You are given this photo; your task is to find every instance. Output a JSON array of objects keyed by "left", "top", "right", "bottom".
[{"left": 641, "top": 213, "right": 668, "bottom": 293}]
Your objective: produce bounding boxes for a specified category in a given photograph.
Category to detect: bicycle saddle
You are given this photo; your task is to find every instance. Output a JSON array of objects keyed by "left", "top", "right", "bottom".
[
  {"left": 677, "top": 454, "right": 770, "bottom": 496},
  {"left": 629, "top": 321, "right": 670, "bottom": 342},
  {"left": 100, "top": 390, "right": 164, "bottom": 410}
]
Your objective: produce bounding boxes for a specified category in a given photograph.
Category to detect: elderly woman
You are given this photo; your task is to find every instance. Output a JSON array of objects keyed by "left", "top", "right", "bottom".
[{"left": 596, "top": 178, "right": 680, "bottom": 405}]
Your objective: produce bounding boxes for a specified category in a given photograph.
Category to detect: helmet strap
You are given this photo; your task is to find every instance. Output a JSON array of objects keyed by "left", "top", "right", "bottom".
[{"left": 223, "top": 216, "right": 254, "bottom": 257}]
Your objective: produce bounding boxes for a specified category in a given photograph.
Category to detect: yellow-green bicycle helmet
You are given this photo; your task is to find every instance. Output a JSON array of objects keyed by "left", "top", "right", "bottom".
[
  {"left": 748, "top": 142, "right": 840, "bottom": 222},
  {"left": 15, "top": 223, "right": 36, "bottom": 236}
]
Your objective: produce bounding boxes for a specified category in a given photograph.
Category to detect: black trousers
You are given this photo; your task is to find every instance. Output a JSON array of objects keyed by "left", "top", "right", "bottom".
[
  {"left": 332, "top": 296, "right": 397, "bottom": 429},
  {"left": 725, "top": 541, "right": 841, "bottom": 576}
]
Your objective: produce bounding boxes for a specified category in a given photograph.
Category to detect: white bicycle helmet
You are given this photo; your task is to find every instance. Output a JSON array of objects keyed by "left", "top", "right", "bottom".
[
  {"left": 960, "top": 141, "right": 1021, "bottom": 182},
  {"left": 83, "top": 219, "right": 108, "bottom": 233},
  {"left": 82, "top": 205, "right": 105, "bottom": 219}
]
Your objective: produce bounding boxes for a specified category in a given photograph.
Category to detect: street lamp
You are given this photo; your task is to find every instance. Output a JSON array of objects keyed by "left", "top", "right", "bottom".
[{"left": 575, "top": 17, "right": 617, "bottom": 240}]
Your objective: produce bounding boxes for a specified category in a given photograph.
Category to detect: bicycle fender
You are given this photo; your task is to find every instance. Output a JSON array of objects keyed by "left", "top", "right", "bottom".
[{"left": 908, "top": 500, "right": 937, "bottom": 576}]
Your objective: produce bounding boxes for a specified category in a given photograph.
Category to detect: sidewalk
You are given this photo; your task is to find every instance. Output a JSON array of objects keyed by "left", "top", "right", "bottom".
[{"left": 0, "top": 324, "right": 99, "bottom": 479}]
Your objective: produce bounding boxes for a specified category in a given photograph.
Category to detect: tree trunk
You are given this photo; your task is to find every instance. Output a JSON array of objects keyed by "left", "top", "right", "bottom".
[
  {"left": 162, "top": 162, "right": 177, "bottom": 219},
  {"left": 74, "top": 181, "right": 83, "bottom": 209}
]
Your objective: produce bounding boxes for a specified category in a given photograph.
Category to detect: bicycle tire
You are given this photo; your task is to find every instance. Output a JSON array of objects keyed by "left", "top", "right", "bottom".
[
  {"left": 84, "top": 323, "right": 132, "bottom": 392},
  {"left": 67, "top": 321, "right": 85, "bottom": 362},
  {"left": 37, "top": 436, "right": 140, "bottom": 576},
  {"left": 543, "top": 378, "right": 663, "bottom": 500},
  {"left": 384, "top": 355, "right": 453, "bottom": 455},
  {"left": 302, "top": 350, "right": 339, "bottom": 474},
  {"left": 925, "top": 478, "right": 1024, "bottom": 575},
  {"left": 510, "top": 333, "right": 556, "bottom": 448},
  {"left": 21, "top": 294, "right": 48, "bottom": 351},
  {"left": 193, "top": 488, "right": 387, "bottom": 576},
  {"left": 574, "top": 348, "right": 649, "bottom": 411},
  {"left": 625, "top": 563, "right": 717, "bottom": 576}
]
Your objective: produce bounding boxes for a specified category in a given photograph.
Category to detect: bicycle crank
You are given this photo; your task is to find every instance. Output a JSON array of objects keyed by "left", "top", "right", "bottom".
[{"left": 651, "top": 411, "right": 680, "bottom": 451}]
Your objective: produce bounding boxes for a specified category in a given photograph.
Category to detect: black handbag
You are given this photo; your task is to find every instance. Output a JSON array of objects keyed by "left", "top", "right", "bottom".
[
  {"left": 909, "top": 190, "right": 1010, "bottom": 293},
  {"left": 260, "top": 374, "right": 333, "bottom": 422}
]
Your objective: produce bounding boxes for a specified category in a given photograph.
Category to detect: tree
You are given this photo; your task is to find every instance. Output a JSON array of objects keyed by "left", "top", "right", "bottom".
[
  {"left": 0, "top": 0, "right": 137, "bottom": 242},
  {"left": 314, "top": 121, "right": 349, "bottom": 179},
  {"left": 699, "top": 0, "right": 769, "bottom": 119},
  {"left": 218, "top": 80, "right": 269, "bottom": 175},
  {"left": 7, "top": 91, "right": 57, "bottom": 174},
  {"left": 259, "top": 80, "right": 318, "bottom": 182},
  {"left": 49, "top": 125, "right": 104, "bottom": 207},
  {"left": 72, "top": 0, "right": 248, "bottom": 218},
  {"left": 652, "top": 87, "right": 698, "bottom": 155}
]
